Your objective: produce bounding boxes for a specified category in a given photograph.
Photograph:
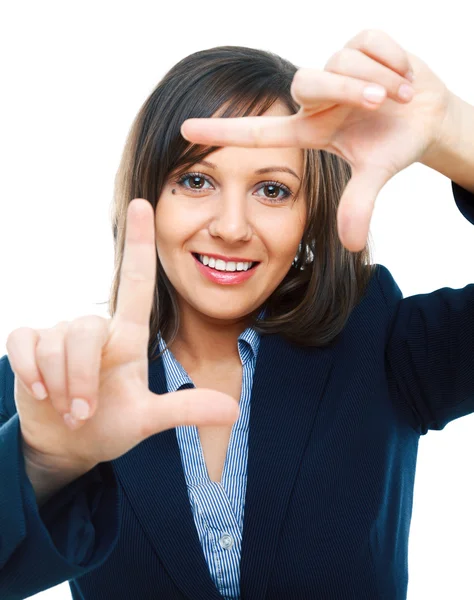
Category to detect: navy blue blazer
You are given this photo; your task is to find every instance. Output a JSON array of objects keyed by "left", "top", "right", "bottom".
[{"left": 0, "top": 180, "right": 473, "bottom": 600}]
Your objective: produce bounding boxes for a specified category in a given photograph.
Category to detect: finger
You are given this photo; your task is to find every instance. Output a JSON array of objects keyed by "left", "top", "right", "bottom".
[
  {"left": 114, "top": 198, "right": 157, "bottom": 339},
  {"left": 141, "top": 388, "right": 240, "bottom": 438},
  {"left": 180, "top": 68, "right": 392, "bottom": 150},
  {"left": 292, "top": 68, "right": 392, "bottom": 113},
  {"left": 343, "top": 29, "right": 414, "bottom": 81},
  {"left": 181, "top": 113, "right": 310, "bottom": 149},
  {"left": 336, "top": 166, "right": 392, "bottom": 252},
  {"left": 65, "top": 316, "right": 110, "bottom": 424},
  {"left": 34, "top": 322, "right": 70, "bottom": 416},
  {"left": 325, "top": 47, "right": 414, "bottom": 104},
  {"left": 6, "top": 327, "right": 48, "bottom": 400}
]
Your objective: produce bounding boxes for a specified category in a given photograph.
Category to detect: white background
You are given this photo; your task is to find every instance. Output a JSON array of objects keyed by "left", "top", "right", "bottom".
[{"left": 1, "top": 1, "right": 473, "bottom": 599}]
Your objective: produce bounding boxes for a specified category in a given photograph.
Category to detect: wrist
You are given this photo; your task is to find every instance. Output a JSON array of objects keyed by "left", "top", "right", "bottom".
[
  {"left": 24, "top": 453, "right": 94, "bottom": 507},
  {"left": 419, "top": 92, "right": 474, "bottom": 194},
  {"left": 22, "top": 439, "right": 96, "bottom": 480}
]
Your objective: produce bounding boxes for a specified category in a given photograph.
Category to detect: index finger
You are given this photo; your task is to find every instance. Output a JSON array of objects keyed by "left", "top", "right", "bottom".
[
  {"left": 114, "top": 198, "right": 157, "bottom": 330},
  {"left": 180, "top": 114, "right": 303, "bottom": 149}
]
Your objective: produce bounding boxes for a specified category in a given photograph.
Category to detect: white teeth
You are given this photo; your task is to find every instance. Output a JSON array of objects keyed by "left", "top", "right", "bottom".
[{"left": 198, "top": 254, "right": 254, "bottom": 271}]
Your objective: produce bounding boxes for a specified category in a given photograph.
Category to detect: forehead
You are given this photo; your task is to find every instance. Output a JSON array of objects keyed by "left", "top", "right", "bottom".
[
  {"left": 195, "top": 147, "right": 303, "bottom": 180},
  {"left": 203, "top": 100, "right": 302, "bottom": 173}
]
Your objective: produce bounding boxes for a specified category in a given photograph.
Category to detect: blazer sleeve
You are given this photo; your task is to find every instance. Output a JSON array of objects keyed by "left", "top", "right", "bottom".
[
  {"left": 379, "top": 181, "right": 474, "bottom": 435},
  {"left": 0, "top": 353, "right": 122, "bottom": 599}
]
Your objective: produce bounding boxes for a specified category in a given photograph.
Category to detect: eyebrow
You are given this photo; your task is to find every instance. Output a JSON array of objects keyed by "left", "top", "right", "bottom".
[{"left": 196, "top": 159, "right": 301, "bottom": 182}]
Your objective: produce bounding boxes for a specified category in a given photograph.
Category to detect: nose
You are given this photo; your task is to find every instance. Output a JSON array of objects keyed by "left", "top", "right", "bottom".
[{"left": 208, "top": 191, "right": 253, "bottom": 243}]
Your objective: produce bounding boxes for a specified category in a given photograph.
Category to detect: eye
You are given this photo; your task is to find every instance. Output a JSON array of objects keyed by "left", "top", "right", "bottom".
[
  {"left": 173, "top": 171, "right": 293, "bottom": 203},
  {"left": 176, "top": 172, "right": 213, "bottom": 192},
  {"left": 254, "top": 181, "right": 292, "bottom": 202}
]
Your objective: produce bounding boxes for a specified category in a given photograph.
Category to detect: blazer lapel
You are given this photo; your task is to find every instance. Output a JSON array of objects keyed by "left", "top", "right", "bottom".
[
  {"left": 112, "top": 354, "right": 224, "bottom": 600},
  {"left": 239, "top": 333, "right": 335, "bottom": 600},
  {"left": 112, "top": 331, "right": 335, "bottom": 600}
]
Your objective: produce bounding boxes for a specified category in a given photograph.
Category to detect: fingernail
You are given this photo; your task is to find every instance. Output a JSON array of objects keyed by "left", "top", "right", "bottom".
[
  {"left": 32, "top": 382, "right": 48, "bottom": 400},
  {"left": 362, "top": 85, "right": 386, "bottom": 103},
  {"left": 398, "top": 84, "right": 414, "bottom": 101},
  {"left": 405, "top": 70, "right": 414, "bottom": 83},
  {"left": 70, "top": 398, "right": 90, "bottom": 420},
  {"left": 64, "top": 413, "right": 79, "bottom": 430}
]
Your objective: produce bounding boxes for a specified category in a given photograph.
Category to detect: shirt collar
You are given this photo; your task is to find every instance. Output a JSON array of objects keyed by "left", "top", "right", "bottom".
[{"left": 157, "top": 306, "right": 266, "bottom": 393}]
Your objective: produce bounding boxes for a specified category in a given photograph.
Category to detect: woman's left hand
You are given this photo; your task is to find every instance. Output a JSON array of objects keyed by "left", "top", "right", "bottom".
[{"left": 180, "top": 29, "right": 455, "bottom": 252}]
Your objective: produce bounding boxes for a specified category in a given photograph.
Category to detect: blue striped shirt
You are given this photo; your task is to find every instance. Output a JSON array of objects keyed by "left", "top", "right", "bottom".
[{"left": 157, "top": 312, "right": 264, "bottom": 600}]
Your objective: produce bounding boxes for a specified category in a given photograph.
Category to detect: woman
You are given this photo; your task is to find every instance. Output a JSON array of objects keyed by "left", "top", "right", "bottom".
[{"left": 1, "top": 29, "right": 473, "bottom": 599}]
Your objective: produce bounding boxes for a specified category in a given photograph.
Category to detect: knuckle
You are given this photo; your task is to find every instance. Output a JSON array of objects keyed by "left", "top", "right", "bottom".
[
  {"left": 68, "top": 315, "right": 104, "bottom": 336},
  {"left": 293, "top": 67, "right": 305, "bottom": 85},
  {"left": 356, "top": 29, "right": 379, "bottom": 50},
  {"left": 362, "top": 28, "right": 381, "bottom": 42},
  {"left": 330, "top": 49, "right": 349, "bottom": 71},
  {"left": 249, "top": 120, "right": 264, "bottom": 148},
  {"left": 292, "top": 119, "right": 303, "bottom": 148},
  {"left": 70, "top": 362, "right": 95, "bottom": 386},
  {"left": 36, "top": 339, "right": 62, "bottom": 361},
  {"left": 340, "top": 76, "right": 354, "bottom": 99},
  {"left": 291, "top": 68, "right": 307, "bottom": 94},
  {"left": 6, "top": 326, "right": 33, "bottom": 349},
  {"left": 345, "top": 28, "right": 384, "bottom": 51},
  {"left": 323, "top": 54, "right": 336, "bottom": 72}
]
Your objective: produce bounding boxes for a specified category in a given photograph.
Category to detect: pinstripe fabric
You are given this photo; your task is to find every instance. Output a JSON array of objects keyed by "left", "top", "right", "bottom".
[{"left": 157, "top": 309, "right": 265, "bottom": 600}]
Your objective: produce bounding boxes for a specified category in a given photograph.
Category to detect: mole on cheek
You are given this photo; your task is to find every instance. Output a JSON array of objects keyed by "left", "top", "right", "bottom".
[{"left": 171, "top": 188, "right": 176, "bottom": 195}]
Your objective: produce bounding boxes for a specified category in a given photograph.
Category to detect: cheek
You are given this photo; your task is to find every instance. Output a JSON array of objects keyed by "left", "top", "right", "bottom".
[
  {"left": 265, "top": 218, "right": 305, "bottom": 261},
  {"left": 154, "top": 206, "right": 196, "bottom": 269},
  {"left": 154, "top": 212, "right": 177, "bottom": 266},
  {"left": 155, "top": 200, "right": 181, "bottom": 245}
]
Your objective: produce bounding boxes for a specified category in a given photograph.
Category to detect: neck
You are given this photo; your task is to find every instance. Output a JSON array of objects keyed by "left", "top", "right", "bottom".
[{"left": 168, "top": 306, "right": 255, "bottom": 372}]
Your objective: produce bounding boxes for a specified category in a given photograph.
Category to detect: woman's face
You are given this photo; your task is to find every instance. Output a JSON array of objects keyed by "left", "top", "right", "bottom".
[{"left": 155, "top": 101, "right": 307, "bottom": 325}]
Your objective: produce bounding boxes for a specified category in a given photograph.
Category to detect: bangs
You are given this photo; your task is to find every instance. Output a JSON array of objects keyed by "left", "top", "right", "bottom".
[{"left": 169, "top": 93, "right": 303, "bottom": 203}]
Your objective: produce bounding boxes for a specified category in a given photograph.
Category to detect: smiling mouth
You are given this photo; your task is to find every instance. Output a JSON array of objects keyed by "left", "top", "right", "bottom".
[{"left": 191, "top": 253, "right": 259, "bottom": 270}]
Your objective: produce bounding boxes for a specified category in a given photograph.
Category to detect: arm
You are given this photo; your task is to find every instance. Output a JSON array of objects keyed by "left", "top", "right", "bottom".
[
  {"left": 23, "top": 448, "right": 93, "bottom": 508},
  {"left": 384, "top": 100, "right": 474, "bottom": 432},
  {"left": 378, "top": 180, "right": 474, "bottom": 436},
  {"left": 0, "top": 354, "right": 122, "bottom": 599},
  {"left": 420, "top": 94, "right": 474, "bottom": 195}
]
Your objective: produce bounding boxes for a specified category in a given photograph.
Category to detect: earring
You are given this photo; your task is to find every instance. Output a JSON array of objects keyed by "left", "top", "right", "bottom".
[{"left": 293, "top": 240, "right": 303, "bottom": 265}]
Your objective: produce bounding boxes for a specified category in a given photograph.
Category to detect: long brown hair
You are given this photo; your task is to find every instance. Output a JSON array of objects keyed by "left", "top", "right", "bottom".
[{"left": 106, "top": 45, "right": 376, "bottom": 362}]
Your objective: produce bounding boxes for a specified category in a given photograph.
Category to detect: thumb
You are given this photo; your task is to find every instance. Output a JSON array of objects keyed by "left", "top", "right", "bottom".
[
  {"left": 143, "top": 388, "right": 240, "bottom": 435},
  {"left": 337, "top": 166, "right": 393, "bottom": 252}
]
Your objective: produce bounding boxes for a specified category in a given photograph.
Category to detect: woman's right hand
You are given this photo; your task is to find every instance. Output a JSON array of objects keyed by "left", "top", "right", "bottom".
[{"left": 6, "top": 198, "right": 239, "bottom": 474}]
